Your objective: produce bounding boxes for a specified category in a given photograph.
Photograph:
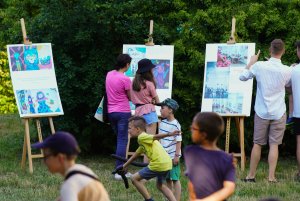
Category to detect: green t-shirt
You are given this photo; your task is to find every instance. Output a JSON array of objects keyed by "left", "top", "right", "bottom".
[{"left": 136, "top": 132, "right": 172, "bottom": 171}]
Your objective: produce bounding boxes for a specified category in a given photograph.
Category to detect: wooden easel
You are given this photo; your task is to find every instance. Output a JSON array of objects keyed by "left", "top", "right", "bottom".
[
  {"left": 145, "top": 20, "right": 155, "bottom": 46},
  {"left": 19, "top": 18, "right": 56, "bottom": 173},
  {"left": 126, "top": 20, "right": 155, "bottom": 158},
  {"left": 223, "top": 17, "right": 246, "bottom": 171},
  {"left": 223, "top": 115, "right": 245, "bottom": 171}
]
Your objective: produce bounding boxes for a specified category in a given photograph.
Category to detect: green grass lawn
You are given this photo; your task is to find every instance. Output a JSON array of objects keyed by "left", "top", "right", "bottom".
[{"left": 1, "top": 114, "right": 300, "bottom": 201}]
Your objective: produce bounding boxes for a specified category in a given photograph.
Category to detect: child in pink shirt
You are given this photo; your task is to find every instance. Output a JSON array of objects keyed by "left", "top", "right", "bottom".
[{"left": 131, "top": 59, "right": 159, "bottom": 135}]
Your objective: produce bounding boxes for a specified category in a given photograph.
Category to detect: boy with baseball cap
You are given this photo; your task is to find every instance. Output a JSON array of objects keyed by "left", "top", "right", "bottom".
[
  {"left": 157, "top": 98, "right": 182, "bottom": 201},
  {"left": 32, "top": 131, "right": 110, "bottom": 201}
]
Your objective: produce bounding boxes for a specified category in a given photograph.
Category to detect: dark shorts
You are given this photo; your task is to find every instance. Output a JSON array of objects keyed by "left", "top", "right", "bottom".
[
  {"left": 138, "top": 166, "right": 168, "bottom": 184},
  {"left": 294, "top": 118, "right": 300, "bottom": 135}
]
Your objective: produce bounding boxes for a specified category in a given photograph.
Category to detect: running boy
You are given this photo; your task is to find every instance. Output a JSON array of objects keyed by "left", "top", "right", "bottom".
[
  {"left": 184, "top": 112, "right": 235, "bottom": 201},
  {"left": 119, "top": 116, "right": 180, "bottom": 201},
  {"left": 32, "top": 131, "right": 110, "bottom": 201},
  {"left": 158, "top": 98, "right": 182, "bottom": 201}
]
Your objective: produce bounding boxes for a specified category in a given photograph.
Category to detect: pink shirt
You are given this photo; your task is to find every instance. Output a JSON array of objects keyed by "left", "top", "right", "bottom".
[
  {"left": 130, "top": 81, "right": 157, "bottom": 116},
  {"left": 106, "top": 70, "right": 131, "bottom": 113}
]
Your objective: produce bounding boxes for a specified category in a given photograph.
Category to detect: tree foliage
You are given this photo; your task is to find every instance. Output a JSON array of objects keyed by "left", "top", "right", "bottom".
[{"left": 1, "top": 0, "right": 300, "bottom": 153}]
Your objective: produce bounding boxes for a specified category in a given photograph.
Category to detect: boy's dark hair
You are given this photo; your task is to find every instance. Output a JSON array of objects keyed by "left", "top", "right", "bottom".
[
  {"left": 193, "top": 112, "right": 224, "bottom": 142},
  {"left": 115, "top": 54, "right": 132, "bottom": 70},
  {"left": 259, "top": 198, "right": 282, "bottom": 201},
  {"left": 270, "top": 39, "right": 285, "bottom": 55},
  {"left": 128, "top": 116, "right": 146, "bottom": 131},
  {"left": 295, "top": 40, "right": 300, "bottom": 49}
]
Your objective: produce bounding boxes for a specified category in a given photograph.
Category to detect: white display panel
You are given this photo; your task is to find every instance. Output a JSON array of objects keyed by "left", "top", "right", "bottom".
[
  {"left": 201, "top": 43, "right": 255, "bottom": 116},
  {"left": 7, "top": 43, "right": 64, "bottom": 117}
]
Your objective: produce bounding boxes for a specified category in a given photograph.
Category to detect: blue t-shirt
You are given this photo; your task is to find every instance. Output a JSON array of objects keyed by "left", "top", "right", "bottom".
[{"left": 184, "top": 145, "right": 236, "bottom": 199}]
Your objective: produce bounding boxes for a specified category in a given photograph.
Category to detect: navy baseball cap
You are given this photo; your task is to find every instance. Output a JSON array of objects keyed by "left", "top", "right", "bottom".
[
  {"left": 32, "top": 131, "right": 80, "bottom": 155},
  {"left": 157, "top": 98, "right": 179, "bottom": 111},
  {"left": 136, "top": 59, "right": 156, "bottom": 73}
]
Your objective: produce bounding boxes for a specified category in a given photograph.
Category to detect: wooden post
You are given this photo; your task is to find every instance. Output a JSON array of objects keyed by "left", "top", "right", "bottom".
[
  {"left": 227, "top": 17, "right": 236, "bottom": 44},
  {"left": 145, "top": 20, "right": 155, "bottom": 46},
  {"left": 225, "top": 116, "right": 245, "bottom": 171},
  {"left": 20, "top": 18, "right": 32, "bottom": 45}
]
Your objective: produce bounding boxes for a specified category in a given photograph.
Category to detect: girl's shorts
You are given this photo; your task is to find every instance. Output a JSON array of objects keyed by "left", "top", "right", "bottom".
[{"left": 142, "top": 111, "right": 159, "bottom": 125}]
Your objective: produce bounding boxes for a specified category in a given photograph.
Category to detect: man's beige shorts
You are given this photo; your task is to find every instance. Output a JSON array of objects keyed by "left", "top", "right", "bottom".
[{"left": 253, "top": 113, "right": 286, "bottom": 145}]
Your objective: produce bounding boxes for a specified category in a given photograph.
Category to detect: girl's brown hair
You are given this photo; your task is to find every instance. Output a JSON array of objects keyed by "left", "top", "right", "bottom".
[{"left": 132, "top": 71, "right": 156, "bottom": 91}]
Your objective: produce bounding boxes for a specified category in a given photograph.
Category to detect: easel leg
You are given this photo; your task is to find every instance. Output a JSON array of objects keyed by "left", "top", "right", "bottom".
[
  {"left": 24, "top": 119, "right": 33, "bottom": 173},
  {"left": 239, "top": 117, "right": 245, "bottom": 171},
  {"left": 21, "top": 131, "right": 27, "bottom": 169},
  {"left": 48, "top": 117, "right": 55, "bottom": 134},
  {"left": 36, "top": 119, "right": 44, "bottom": 156},
  {"left": 225, "top": 117, "right": 231, "bottom": 153}
]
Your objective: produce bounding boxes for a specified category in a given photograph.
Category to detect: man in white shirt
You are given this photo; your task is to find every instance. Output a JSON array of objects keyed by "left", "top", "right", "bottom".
[
  {"left": 291, "top": 41, "right": 300, "bottom": 180},
  {"left": 239, "top": 39, "right": 292, "bottom": 182}
]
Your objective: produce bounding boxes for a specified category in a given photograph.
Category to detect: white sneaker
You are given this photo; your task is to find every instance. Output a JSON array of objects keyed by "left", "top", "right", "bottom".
[
  {"left": 114, "top": 173, "right": 123, "bottom": 181},
  {"left": 125, "top": 172, "right": 132, "bottom": 178}
]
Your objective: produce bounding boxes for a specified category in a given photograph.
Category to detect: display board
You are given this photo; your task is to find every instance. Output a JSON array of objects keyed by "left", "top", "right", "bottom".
[
  {"left": 201, "top": 43, "right": 255, "bottom": 116},
  {"left": 123, "top": 44, "right": 174, "bottom": 113},
  {"left": 7, "top": 43, "right": 64, "bottom": 117}
]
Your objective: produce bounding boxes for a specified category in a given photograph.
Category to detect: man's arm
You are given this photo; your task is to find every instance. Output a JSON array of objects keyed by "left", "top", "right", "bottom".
[
  {"left": 239, "top": 50, "right": 260, "bottom": 81},
  {"left": 191, "top": 181, "right": 235, "bottom": 201}
]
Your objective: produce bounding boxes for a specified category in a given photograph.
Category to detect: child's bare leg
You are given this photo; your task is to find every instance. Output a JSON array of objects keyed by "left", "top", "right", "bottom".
[
  {"left": 156, "top": 182, "right": 176, "bottom": 201},
  {"left": 173, "top": 180, "right": 181, "bottom": 201},
  {"left": 146, "top": 123, "right": 157, "bottom": 134},
  {"left": 131, "top": 173, "right": 151, "bottom": 199}
]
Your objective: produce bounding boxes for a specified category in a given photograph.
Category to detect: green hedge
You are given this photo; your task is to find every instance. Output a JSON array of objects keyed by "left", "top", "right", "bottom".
[{"left": 0, "top": 0, "right": 299, "bottom": 154}]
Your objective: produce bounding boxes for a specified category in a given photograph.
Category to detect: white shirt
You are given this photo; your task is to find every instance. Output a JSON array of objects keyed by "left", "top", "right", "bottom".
[
  {"left": 159, "top": 119, "right": 182, "bottom": 159},
  {"left": 239, "top": 57, "right": 292, "bottom": 120},
  {"left": 292, "top": 64, "right": 300, "bottom": 118}
]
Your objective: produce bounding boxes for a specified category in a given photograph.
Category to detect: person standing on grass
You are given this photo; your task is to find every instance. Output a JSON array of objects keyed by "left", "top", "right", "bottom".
[
  {"left": 184, "top": 112, "right": 235, "bottom": 201},
  {"left": 290, "top": 41, "right": 300, "bottom": 181},
  {"left": 131, "top": 58, "right": 160, "bottom": 135},
  {"left": 158, "top": 98, "right": 182, "bottom": 201},
  {"left": 118, "top": 116, "right": 180, "bottom": 201},
  {"left": 106, "top": 53, "right": 132, "bottom": 180},
  {"left": 32, "top": 131, "right": 110, "bottom": 201},
  {"left": 239, "top": 39, "right": 292, "bottom": 182}
]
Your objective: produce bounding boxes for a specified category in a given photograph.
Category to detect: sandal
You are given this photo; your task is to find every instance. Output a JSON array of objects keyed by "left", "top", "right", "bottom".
[
  {"left": 268, "top": 179, "right": 278, "bottom": 183},
  {"left": 242, "top": 177, "right": 256, "bottom": 182}
]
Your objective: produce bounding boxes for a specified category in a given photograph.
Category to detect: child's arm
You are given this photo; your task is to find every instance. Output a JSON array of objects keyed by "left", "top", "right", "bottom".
[
  {"left": 189, "top": 181, "right": 235, "bottom": 201},
  {"left": 153, "top": 130, "right": 181, "bottom": 140},
  {"left": 123, "top": 152, "right": 141, "bottom": 169},
  {"left": 173, "top": 141, "right": 182, "bottom": 165}
]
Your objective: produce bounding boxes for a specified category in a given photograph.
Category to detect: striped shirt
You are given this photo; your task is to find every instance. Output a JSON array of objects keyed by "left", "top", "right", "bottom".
[
  {"left": 239, "top": 57, "right": 292, "bottom": 120},
  {"left": 159, "top": 119, "right": 182, "bottom": 159}
]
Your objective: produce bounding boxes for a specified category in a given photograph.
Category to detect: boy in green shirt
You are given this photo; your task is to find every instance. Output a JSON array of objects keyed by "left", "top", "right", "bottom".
[{"left": 118, "top": 116, "right": 180, "bottom": 201}]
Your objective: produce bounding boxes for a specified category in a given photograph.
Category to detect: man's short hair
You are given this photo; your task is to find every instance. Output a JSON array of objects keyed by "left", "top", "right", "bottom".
[
  {"left": 270, "top": 39, "right": 285, "bottom": 55},
  {"left": 194, "top": 112, "right": 224, "bottom": 142},
  {"left": 128, "top": 116, "right": 146, "bottom": 131}
]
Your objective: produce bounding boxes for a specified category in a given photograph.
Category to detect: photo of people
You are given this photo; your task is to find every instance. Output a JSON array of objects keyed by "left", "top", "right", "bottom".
[
  {"left": 124, "top": 47, "right": 146, "bottom": 77},
  {"left": 16, "top": 88, "right": 63, "bottom": 115},
  {"left": 204, "top": 61, "right": 229, "bottom": 99},
  {"left": 8, "top": 44, "right": 53, "bottom": 71},
  {"left": 217, "top": 45, "right": 248, "bottom": 67},
  {"left": 212, "top": 93, "right": 243, "bottom": 114},
  {"left": 152, "top": 59, "right": 170, "bottom": 89}
]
